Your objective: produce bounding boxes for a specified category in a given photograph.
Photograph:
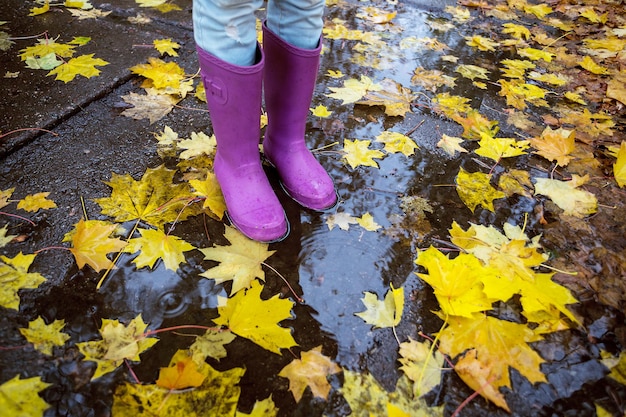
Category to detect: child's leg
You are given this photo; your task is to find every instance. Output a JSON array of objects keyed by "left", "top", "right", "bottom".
[
  {"left": 266, "top": 0, "right": 325, "bottom": 50},
  {"left": 263, "top": 0, "right": 337, "bottom": 211},
  {"left": 193, "top": 0, "right": 263, "bottom": 66},
  {"left": 194, "top": 0, "right": 289, "bottom": 242}
]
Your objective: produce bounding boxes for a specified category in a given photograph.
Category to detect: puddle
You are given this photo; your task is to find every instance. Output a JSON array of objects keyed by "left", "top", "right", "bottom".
[{"left": 1, "top": 1, "right": 625, "bottom": 416}]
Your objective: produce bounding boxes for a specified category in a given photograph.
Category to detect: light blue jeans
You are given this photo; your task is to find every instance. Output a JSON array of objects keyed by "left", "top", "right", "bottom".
[{"left": 193, "top": 0, "right": 325, "bottom": 66}]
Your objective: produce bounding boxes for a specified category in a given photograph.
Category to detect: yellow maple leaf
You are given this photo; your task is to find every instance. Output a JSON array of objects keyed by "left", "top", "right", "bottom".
[
  {"left": 449, "top": 221, "right": 547, "bottom": 283},
  {"left": 29, "top": 0, "right": 50, "bottom": 16},
  {"left": 64, "top": 219, "right": 127, "bottom": 272},
  {"left": 437, "top": 134, "right": 467, "bottom": 156},
  {"left": 0, "top": 375, "right": 51, "bottom": 417},
  {"left": 189, "top": 173, "right": 226, "bottom": 220},
  {"left": 530, "top": 126, "right": 576, "bottom": 166},
  {"left": 77, "top": 315, "right": 159, "bottom": 380},
  {"left": 0, "top": 188, "right": 14, "bottom": 210},
  {"left": 0, "top": 225, "right": 16, "bottom": 248},
  {"left": 236, "top": 397, "right": 278, "bottom": 417},
  {"left": 579, "top": 7, "right": 607, "bottom": 23},
  {"left": 130, "top": 57, "right": 185, "bottom": 90},
  {"left": 455, "top": 64, "right": 490, "bottom": 80},
  {"left": 583, "top": 37, "right": 626, "bottom": 53},
  {"left": 528, "top": 71, "right": 569, "bottom": 86},
  {"left": 357, "top": 78, "right": 416, "bottom": 117},
  {"left": 213, "top": 280, "right": 297, "bottom": 354},
  {"left": 341, "top": 370, "right": 440, "bottom": 416},
  {"left": 499, "top": 79, "right": 548, "bottom": 110},
  {"left": 357, "top": 6, "right": 397, "bottom": 24},
  {"left": 523, "top": 3, "right": 552, "bottom": 19},
  {"left": 342, "top": 139, "right": 385, "bottom": 169},
  {"left": 411, "top": 67, "right": 456, "bottom": 92},
  {"left": 327, "top": 75, "right": 381, "bottom": 104},
  {"left": 534, "top": 175, "right": 598, "bottom": 218},
  {"left": 156, "top": 354, "right": 206, "bottom": 390},
  {"left": 417, "top": 247, "right": 496, "bottom": 318},
  {"left": 356, "top": 212, "right": 381, "bottom": 232},
  {"left": 613, "top": 141, "right": 626, "bottom": 187},
  {"left": 502, "top": 23, "right": 531, "bottom": 40},
  {"left": 455, "top": 168, "right": 506, "bottom": 212},
  {"left": 136, "top": 0, "right": 166, "bottom": 7},
  {"left": 48, "top": 54, "right": 109, "bottom": 82},
  {"left": 120, "top": 91, "right": 180, "bottom": 124},
  {"left": 518, "top": 47, "right": 554, "bottom": 62},
  {"left": 398, "top": 337, "right": 444, "bottom": 396},
  {"left": 498, "top": 169, "right": 533, "bottom": 197},
  {"left": 0, "top": 252, "right": 47, "bottom": 310},
  {"left": 355, "top": 284, "right": 404, "bottom": 328},
  {"left": 326, "top": 212, "right": 358, "bottom": 231},
  {"left": 310, "top": 104, "right": 332, "bottom": 118},
  {"left": 438, "top": 314, "right": 546, "bottom": 411},
  {"left": 153, "top": 38, "right": 179, "bottom": 56},
  {"left": 177, "top": 131, "right": 216, "bottom": 160},
  {"left": 500, "top": 59, "right": 535, "bottom": 79},
  {"left": 278, "top": 346, "right": 341, "bottom": 402},
  {"left": 19, "top": 39, "right": 75, "bottom": 61},
  {"left": 475, "top": 133, "right": 530, "bottom": 162},
  {"left": 375, "top": 131, "right": 418, "bottom": 156},
  {"left": 19, "top": 316, "right": 70, "bottom": 355},
  {"left": 432, "top": 92, "right": 472, "bottom": 119},
  {"left": 113, "top": 364, "right": 244, "bottom": 416},
  {"left": 16, "top": 192, "right": 57, "bottom": 212},
  {"left": 579, "top": 55, "right": 609, "bottom": 75},
  {"left": 124, "top": 228, "right": 195, "bottom": 271},
  {"left": 189, "top": 329, "right": 236, "bottom": 363},
  {"left": 199, "top": 226, "right": 276, "bottom": 295},
  {"left": 95, "top": 165, "right": 199, "bottom": 229},
  {"left": 465, "top": 35, "right": 499, "bottom": 51},
  {"left": 516, "top": 272, "right": 579, "bottom": 324}
]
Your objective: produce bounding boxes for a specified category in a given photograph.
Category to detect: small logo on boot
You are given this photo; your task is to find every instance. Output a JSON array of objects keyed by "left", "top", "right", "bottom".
[{"left": 206, "top": 77, "right": 228, "bottom": 105}]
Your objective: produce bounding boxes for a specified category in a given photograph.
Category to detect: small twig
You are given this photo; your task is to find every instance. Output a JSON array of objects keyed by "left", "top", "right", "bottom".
[{"left": 405, "top": 119, "right": 425, "bottom": 136}]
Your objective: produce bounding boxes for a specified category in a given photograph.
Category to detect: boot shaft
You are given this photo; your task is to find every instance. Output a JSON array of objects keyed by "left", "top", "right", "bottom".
[
  {"left": 263, "top": 22, "right": 322, "bottom": 143},
  {"left": 196, "top": 45, "right": 264, "bottom": 165}
]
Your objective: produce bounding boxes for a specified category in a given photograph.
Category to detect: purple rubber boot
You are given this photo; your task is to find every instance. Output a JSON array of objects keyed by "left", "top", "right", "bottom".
[
  {"left": 196, "top": 44, "right": 288, "bottom": 242},
  {"left": 262, "top": 22, "right": 338, "bottom": 211}
]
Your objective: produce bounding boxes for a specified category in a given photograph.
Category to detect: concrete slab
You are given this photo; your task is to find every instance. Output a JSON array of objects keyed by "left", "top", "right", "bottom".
[{"left": 0, "top": 0, "right": 193, "bottom": 156}]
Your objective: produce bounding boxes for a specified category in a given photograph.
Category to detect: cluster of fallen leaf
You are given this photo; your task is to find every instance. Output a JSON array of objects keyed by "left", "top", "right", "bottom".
[{"left": 2, "top": 0, "right": 626, "bottom": 416}]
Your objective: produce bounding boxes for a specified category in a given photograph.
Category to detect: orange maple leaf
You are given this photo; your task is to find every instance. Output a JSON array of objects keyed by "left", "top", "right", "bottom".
[
  {"left": 530, "top": 126, "right": 576, "bottom": 166},
  {"left": 64, "top": 219, "right": 127, "bottom": 272},
  {"left": 156, "top": 356, "right": 206, "bottom": 390},
  {"left": 278, "top": 346, "right": 341, "bottom": 402}
]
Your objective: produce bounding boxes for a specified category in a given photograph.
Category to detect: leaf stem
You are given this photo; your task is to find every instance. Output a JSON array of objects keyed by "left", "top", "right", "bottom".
[
  {"left": 0, "top": 211, "right": 36, "bottom": 226},
  {"left": 539, "top": 263, "right": 577, "bottom": 275},
  {"left": 34, "top": 246, "right": 71, "bottom": 254},
  {"left": 124, "top": 358, "right": 141, "bottom": 384},
  {"left": 0, "top": 127, "right": 58, "bottom": 139},
  {"left": 97, "top": 219, "right": 140, "bottom": 290},
  {"left": 143, "top": 324, "right": 219, "bottom": 337},
  {"left": 261, "top": 262, "right": 304, "bottom": 304}
]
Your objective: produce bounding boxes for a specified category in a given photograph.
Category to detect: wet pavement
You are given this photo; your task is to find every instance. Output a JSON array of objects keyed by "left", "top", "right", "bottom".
[{"left": 2, "top": 0, "right": 626, "bottom": 416}]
